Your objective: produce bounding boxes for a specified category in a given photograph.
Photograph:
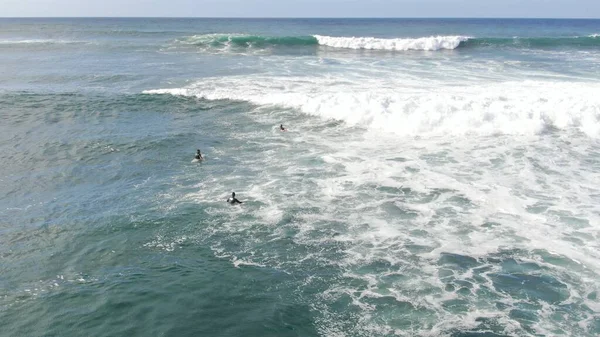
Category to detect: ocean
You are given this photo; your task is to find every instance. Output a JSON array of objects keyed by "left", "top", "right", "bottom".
[{"left": 1, "top": 18, "right": 599, "bottom": 337}]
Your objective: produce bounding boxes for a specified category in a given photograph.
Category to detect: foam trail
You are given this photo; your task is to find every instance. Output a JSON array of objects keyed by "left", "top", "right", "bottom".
[
  {"left": 314, "top": 35, "right": 470, "bottom": 51},
  {"left": 0, "top": 39, "right": 86, "bottom": 45}
]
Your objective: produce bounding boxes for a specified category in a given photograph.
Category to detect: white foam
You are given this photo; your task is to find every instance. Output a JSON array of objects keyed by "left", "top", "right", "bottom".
[
  {"left": 144, "top": 76, "right": 600, "bottom": 138},
  {"left": 0, "top": 39, "right": 85, "bottom": 45},
  {"left": 146, "top": 67, "right": 600, "bottom": 336},
  {"left": 314, "top": 35, "right": 470, "bottom": 51},
  {"left": 156, "top": 127, "right": 600, "bottom": 335},
  {"left": 177, "top": 33, "right": 238, "bottom": 45}
]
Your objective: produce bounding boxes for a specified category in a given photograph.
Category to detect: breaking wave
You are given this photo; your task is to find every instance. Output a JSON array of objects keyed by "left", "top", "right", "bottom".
[
  {"left": 143, "top": 77, "right": 600, "bottom": 138},
  {"left": 177, "top": 34, "right": 470, "bottom": 51},
  {"left": 176, "top": 33, "right": 600, "bottom": 52}
]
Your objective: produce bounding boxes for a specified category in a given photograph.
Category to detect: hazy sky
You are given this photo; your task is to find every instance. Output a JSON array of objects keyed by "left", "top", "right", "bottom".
[{"left": 1, "top": 0, "right": 599, "bottom": 18}]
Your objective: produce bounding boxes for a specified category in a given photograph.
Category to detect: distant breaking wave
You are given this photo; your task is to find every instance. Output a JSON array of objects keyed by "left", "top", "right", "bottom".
[
  {"left": 178, "top": 34, "right": 470, "bottom": 51},
  {"left": 177, "top": 34, "right": 600, "bottom": 51}
]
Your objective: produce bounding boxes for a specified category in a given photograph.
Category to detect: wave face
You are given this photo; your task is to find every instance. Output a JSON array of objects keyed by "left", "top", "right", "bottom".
[
  {"left": 178, "top": 34, "right": 319, "bottom": 48},
  {"left": 144, "top": 76, "right": 600, "bottom": 138}
]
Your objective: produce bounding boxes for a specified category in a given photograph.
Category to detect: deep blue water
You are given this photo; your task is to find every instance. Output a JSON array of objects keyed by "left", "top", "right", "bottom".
[{"left": 1, "top": 18, "right": 600, "bottom": 337}]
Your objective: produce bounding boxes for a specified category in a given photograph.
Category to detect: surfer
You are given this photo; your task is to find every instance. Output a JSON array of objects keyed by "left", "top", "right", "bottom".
[
  {"left": 280, "top": 124, "right": 286, "bottom": 131},
  {"left": 227, "top": 192, "right": 243, "bottom": 204},
  {"left": 194, "top": 149, "right": 203, "bottom": 160}
]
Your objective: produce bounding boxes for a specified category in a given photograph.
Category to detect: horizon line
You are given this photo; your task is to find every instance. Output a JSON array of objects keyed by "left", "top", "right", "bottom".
[{"left": 1, "top": 16, "right": 600, "bottom": 20}]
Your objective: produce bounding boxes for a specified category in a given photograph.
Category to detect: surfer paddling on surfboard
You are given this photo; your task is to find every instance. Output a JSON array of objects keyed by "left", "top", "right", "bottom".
[
  {"left": 227, "top": 192, "right": 243, "bottom": 204},
  {"left": 191, "top": 149, "right": 204, "bottom": 163}
]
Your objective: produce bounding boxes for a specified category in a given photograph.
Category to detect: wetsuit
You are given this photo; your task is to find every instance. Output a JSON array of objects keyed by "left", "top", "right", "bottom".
[{"left": 227, "top": 193, "right": 242, "bottom": 204}]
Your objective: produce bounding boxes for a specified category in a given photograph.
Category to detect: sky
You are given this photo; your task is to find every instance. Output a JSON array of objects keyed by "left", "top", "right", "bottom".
[{"left": 1, "top": 0, "right": 599, "bottom": 18}]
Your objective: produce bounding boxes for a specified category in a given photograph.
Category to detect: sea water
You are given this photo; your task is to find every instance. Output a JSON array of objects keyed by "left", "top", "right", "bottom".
[{"left": 1, "top": 18, "right": 600, "bottom": 336}]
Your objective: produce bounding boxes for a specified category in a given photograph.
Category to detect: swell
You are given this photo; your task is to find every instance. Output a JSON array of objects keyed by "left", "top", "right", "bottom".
[
  {"left": 177, "top": 34, "right": 319, "bottom": 48},
  {"left": 4, "top": 34, "right": 597, "bottom": 50},
  {"left": 0, "top": 91, "right": 203, "bottom": 113},
  {"left": 463, "top": 36, "right": 600, "bottom": 49}
]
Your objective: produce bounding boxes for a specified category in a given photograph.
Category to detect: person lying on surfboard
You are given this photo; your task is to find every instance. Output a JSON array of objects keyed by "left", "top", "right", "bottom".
[{"left": 227, "top": 192, "right": 243, "bottom": 204}]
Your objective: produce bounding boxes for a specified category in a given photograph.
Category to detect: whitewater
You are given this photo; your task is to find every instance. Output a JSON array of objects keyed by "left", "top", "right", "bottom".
[{"left": 1, "top": 18, "right": 600, "bottom": 337}]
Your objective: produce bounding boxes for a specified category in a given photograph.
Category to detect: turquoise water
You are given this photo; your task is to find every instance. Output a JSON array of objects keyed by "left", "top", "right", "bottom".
[{"left": 1, "top": 18, "right": 600, "bottom": 336}]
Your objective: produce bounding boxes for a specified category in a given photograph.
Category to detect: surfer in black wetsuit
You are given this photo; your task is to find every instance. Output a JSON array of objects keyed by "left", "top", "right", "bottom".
[
  {"left": 195, "top": 149, "right": 203, "bottom": 160},
  {"left": 227, "top": 192, "right": 243, "bottom": 204},
  {"left": 280, "top": 124, "right": 286, "bottom": 131}
]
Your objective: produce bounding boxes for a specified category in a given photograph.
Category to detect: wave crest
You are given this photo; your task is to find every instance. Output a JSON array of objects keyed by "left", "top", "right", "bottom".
[{"left": 314, "top": 35, "right": 470, "bottom": 51}]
